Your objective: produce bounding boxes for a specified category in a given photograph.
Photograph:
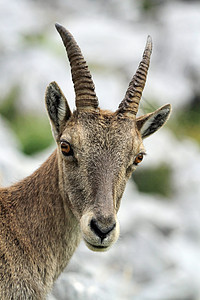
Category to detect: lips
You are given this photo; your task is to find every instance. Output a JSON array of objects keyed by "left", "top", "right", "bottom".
[{"left": 84, "top": 238, "right": 110, "bottom": 252}]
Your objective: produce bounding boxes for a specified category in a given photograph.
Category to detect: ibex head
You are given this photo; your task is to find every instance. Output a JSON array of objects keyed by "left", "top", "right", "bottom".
[{"left": 45, "top": 24, "right": 171, "bottom": 252}]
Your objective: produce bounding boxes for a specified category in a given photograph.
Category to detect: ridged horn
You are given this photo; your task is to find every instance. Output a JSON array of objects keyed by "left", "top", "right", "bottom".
[
  {"left": 55, "top": 23, "right": 99, "bottom": 111},
  {"left": 118, "top": 36, "right": 152, "bottom": 118}
]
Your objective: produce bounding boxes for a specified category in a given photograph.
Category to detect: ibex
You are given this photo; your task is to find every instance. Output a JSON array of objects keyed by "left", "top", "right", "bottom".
[{"left": 0, "top": 24, "right": 171, "bottom": 299}]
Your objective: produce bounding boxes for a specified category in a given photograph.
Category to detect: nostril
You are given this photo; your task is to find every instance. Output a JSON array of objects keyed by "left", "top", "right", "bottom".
[{"left": 90, "top": 219, "right": 116, "bottom": 241}]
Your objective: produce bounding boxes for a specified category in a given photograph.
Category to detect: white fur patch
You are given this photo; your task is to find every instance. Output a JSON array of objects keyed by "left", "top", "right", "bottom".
[{"left": 57, "top": 97, "right": 66, "bottom": 122}]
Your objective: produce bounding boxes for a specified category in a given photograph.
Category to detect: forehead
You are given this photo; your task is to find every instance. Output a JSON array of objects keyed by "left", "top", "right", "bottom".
[{"left": 62, "top": 111, "right": 142, "bottom": 149}]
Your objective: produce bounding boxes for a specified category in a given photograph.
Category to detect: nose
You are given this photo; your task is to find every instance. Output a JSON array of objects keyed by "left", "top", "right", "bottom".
[{"left": 90, "top": 218, "right": 116, "bottom": 242}]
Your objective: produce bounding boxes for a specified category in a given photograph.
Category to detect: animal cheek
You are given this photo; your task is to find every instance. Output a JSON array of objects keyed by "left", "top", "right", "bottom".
[
  {"left": 126, "top": 166, "right": 132, "bottom": 178},
  {"left": 114, "top": 181, "right": 127, "bottom": 212},
  {"left": 126, "top": 165, "right": 136, "bottom": 178},
  {"left": 115, "top": 198, "right": 121, "bottom": 212}
]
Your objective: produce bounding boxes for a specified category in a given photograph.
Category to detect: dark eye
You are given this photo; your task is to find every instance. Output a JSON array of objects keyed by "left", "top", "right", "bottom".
[
  {"left": 134, "top": 153, "right": 144, "bottom": 165},
  {"left": 60, "top": 141, "right": 73, "bottom": 156}
]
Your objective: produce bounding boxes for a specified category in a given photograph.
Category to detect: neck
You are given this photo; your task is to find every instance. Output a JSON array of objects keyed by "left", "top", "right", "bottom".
[{"left": 1, "top": 150, "right": 81, "bottom": 293}]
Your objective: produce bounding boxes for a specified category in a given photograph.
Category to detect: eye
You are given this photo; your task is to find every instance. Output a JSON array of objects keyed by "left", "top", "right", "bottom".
[
  {"left": 134, "top": 153, "right": 144, "bottom": 165},
  {"left": 60, "top": 141, "right": 73, "bottom": 156}
]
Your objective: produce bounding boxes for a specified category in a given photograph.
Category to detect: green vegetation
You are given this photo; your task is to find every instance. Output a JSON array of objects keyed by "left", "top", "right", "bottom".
[
  {"left": 170, "top": 101, "right": 200, "bottom": 145},
  {"left": 21, "top": 32, "right": 61, "bottom": 56},
  {"left": 22, "top": 33, "right": 47, "bottom": 45},
  {"left": 10, "top": 115, "right": 53, "bottom": 155},
  {"left": 0, "top": 87, "right": 53, "bottom": 155},
  {"left": 133, "top": 164, "right": 172, "bottom": 197},
  {"left": 141, "top": 0, "right": 154, "bottom": 12},
  {"left": 142, "top": 95, "right": 200, "bottom": 145},
  {"left": 140, "top": 0, "right": 160, "bottom": 14}
]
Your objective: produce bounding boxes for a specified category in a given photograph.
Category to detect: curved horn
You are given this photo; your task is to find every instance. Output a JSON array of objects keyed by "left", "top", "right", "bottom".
[
  {"left": 55, "top": 23, "right": 99, "bottom": 111},
  {"left": 118, "top": 36, "right": 152, "bottom": 118}
]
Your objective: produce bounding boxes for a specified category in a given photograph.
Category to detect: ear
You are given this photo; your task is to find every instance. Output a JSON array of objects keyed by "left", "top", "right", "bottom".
[
  {"left": 45, "top": 81, "right": 71, "bottom": 140},
  {"left": 136, "top": 104, "right": 171, "bottom": 139}
]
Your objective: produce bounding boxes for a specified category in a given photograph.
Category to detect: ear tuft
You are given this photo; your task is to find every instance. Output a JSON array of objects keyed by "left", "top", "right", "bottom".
[
  {"left": 137, "top": 104, "right": 171, "bottom": 139},
  {"left": 45, "top": 81, "right": 71, "bottom": 139}
]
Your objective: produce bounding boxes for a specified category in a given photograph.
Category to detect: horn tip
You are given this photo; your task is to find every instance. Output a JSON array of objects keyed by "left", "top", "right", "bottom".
[
  {"left": 146, "top": 35, "right": 153, "bottom": 52},
  {"left": 147, "top": 35, "right": 152, "bottom": 42},
  {"left": 55, "top": 23, "right": 64, "bottom": 33},
  {"left": 55, "top": 23, "right": 73, "bottom": 44}
]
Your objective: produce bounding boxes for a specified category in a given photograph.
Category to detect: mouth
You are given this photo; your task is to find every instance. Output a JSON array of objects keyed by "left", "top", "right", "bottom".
[{"left": 84, "top": 239, "right": 110, "bottom": 252}]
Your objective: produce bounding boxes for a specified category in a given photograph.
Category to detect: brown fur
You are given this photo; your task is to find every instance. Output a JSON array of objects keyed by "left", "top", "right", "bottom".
[{"left": 0, "top": 151, "right": 80, "bottom": 299}]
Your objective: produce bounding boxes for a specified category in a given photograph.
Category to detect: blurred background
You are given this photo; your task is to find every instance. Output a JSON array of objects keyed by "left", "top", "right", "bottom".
[{"left": 0, "top": 0, "right": 200, "bottom": 299}]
